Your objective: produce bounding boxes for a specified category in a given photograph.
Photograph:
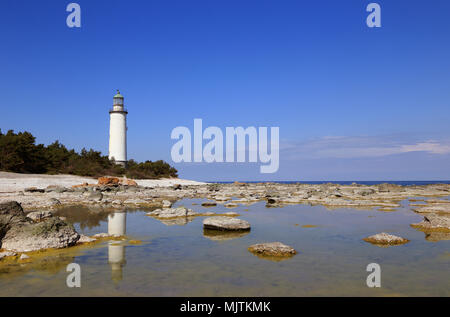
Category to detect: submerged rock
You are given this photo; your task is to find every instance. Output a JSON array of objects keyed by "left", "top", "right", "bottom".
[
  {"left": 158, "top": 217, "right": 195, "bottom": 226},
  {"left": 363, "top": 232, "right": 409, "bottom": 246},
  {"left": 203, "top": 217, "right": 250, "bottom": 231},
  {"left": 224, "top": 202, "right": 239, "bottom": 208},
  {"left": 248, "top": 242, "right": 297, "bottom": 257},
  {"left": 201, "top": 201, "right": 217, "bottom": 207}
]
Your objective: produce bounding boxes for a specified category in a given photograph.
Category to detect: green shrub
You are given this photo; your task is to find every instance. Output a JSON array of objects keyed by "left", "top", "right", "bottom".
[{"left": 0, "top": 129, "right": 177, "bottom": 179}]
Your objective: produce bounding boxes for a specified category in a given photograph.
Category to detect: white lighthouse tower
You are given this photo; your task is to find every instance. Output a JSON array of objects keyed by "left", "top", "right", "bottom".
[{"left": 108, "top": 90, "right": 128, "bottom": 167}]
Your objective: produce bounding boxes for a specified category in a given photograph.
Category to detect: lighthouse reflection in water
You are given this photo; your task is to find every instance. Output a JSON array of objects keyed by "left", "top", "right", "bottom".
[{"left": 107, "top": 212, "right": 127, "bottom": 283}]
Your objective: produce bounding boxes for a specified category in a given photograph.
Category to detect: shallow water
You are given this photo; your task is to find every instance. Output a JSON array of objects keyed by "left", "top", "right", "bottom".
[{"left": 0, "top": 198, "right": 449, "bottom": 296}]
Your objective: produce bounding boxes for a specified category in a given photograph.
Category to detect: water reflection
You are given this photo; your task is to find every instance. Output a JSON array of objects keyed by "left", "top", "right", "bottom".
[
  {"left": 203, "top": 229, "right": 250, "bottom": 241},
  {"left": 107, "top": 212, "right": 127, "bottom": 283}
]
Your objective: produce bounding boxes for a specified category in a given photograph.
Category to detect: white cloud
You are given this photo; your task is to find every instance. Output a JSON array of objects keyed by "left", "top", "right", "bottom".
[{"left": 282, "top": 136, "right": 450, "bottom": 160}]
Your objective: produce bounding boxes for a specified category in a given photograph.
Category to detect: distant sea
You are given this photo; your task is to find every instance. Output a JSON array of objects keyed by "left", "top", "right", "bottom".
[{"left": 214, "top": 181, "right": 450, "bottom": 186}]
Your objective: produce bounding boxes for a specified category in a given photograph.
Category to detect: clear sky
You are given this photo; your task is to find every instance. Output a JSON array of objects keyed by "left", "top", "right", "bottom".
[{"left": 1, "top": 0, "right": 449, "bottom": 181}]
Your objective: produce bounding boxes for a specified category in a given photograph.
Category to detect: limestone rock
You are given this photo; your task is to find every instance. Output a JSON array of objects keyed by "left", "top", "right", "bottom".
[
  {"left": 203, "top": 217, "right": 250, "bottom": 231},
  {"left": 88, "top": 192, "right": 103, "bottom": 202},
  {"left": 413, "top": 205, "right": 450, "bottom": 214},
  {"left": 248, "top": 242, "right": 297, "bottom": 257},
  {"left": 0, "top": 251, "right": 17, "bottom": 260},
  {"left": 1, "top": 217, "right": 80, "bottom": 252},
  {"left": 19, "top": 254, "right": 30, "bottom": 260},
  {"left": 49, "top": 198, "right": 61, "bottom": 206},
  {"left": 1, "top": 201, "right": 27, "bottom": 238},
  {"left": 147, "top": 207, "right": 197, "bottom": 218},
  {"left": 77, "top": 234, "right": 97, "bottom": 244},
  {"left": 123, "top": 198, "right": 147, "bottom": 205},
  {"left": 45, "top": 186, "right": 67, "bottom": 193},
  {"left": 354, "top": 188, "right": 375, "bottom": 196},
  {"left": 363, "top": 232, "right": 409, "bottom": 246},
  {"left": 27, "top": 210, "right": 53, "bottom": 222},
  {"left": 411, "top": 214, "right": 450, "bottom": 231}
]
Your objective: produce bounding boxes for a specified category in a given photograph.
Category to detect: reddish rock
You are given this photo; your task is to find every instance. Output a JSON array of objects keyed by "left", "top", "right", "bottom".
[
  {"left": 98, "top": 177, "right": 120, "bottom": 186},
  {"left": 121, "top": 179, "right": 137, "bottom": 186},
  {"left": 97, "top": 177, "right": 137, "bottom": 186}
]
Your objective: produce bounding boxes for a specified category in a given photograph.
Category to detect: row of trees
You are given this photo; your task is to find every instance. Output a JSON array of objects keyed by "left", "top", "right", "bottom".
[{"left": 0, "top": 129, "right": 178, "bottom": 179}]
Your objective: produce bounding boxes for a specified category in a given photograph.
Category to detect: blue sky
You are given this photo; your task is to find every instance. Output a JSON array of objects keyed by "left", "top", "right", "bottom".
[{"left": 1, "top": 0, "right": 449, "bottom": 181}]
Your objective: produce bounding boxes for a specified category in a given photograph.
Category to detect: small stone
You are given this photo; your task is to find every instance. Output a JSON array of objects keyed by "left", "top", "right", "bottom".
[
  {"left": 93, "top": 233, "right": 110, "bottom": 238},
  {"left": 88, "top": 192, "right": 103, "bottom": 202},
  {"left": 49, "top": 198, "right": 61, "bottom": 206},
  {"left": 19, "top": 254, "right": 30, "bottom": 260},
  {"left": 78, "top": 234, "right": 97, "bottom": 243},
  {"left": 162, "top": 200, "right": 172, "bottom": 208}
]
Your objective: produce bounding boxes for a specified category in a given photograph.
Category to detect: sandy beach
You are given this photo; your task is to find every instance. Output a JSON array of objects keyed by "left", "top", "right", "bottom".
[{"left": 0, "top": 172, "right": 206, "bottom": 193}]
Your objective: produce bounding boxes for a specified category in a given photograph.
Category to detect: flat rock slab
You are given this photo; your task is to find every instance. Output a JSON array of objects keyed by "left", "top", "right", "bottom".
[
  {"left": 363, "top": 232, "right": 409, "bottom": 246},
  {"left": 411, "top": 214, "right": 450, "bottom": 231},
  {"left": 147, "top": 207, "right": 197, "bottom": 218},
  {"left": 203, "top": 216, "right": 250, "bottom": 231},
  {"left": 248, "top": 242, "right": 297, "bottom": 257},
  {"left": 413, "top": 205, "right": 450, "bottom": 214}
]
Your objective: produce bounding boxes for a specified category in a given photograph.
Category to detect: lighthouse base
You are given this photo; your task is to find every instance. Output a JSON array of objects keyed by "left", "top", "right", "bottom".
[{"left": 112, "top": 160, "right": 127, "bottom": 168}]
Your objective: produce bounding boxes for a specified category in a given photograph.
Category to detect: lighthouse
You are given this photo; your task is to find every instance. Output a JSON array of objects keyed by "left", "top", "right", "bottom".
[{"left": 108, "top": 90, "right": 128, "bottom": 167}]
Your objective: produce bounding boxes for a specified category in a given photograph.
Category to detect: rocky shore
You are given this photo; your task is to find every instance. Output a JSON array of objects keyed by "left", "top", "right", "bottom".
[{"left": 1, "top": 174, "right": 450, "bottom": 260}]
